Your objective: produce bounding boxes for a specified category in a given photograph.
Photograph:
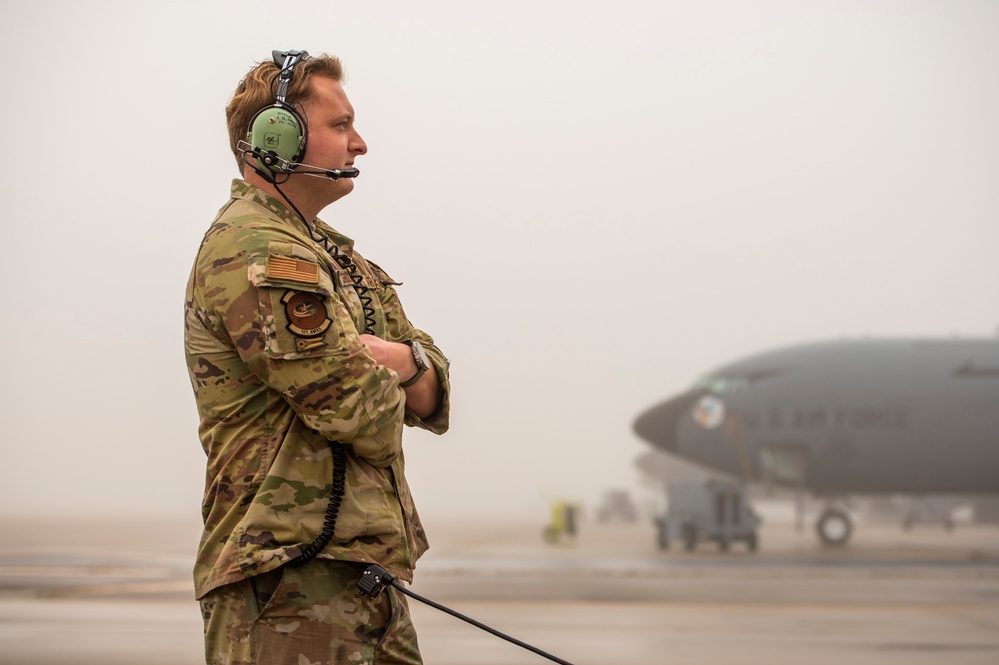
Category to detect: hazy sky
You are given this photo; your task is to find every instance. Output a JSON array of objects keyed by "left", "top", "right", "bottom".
[{"left": 1, "top": 0, "right": 996, "bottom": 524}]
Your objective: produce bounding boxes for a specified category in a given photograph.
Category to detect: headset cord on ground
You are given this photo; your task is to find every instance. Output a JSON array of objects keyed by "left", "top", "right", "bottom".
[{"left": 358, "top": 565, "right": 576, "bottom": 665}]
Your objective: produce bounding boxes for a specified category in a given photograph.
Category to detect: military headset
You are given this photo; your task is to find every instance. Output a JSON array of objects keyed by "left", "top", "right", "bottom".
[{"left": 239, "top": 49, "right": 359, "bottom": 182}]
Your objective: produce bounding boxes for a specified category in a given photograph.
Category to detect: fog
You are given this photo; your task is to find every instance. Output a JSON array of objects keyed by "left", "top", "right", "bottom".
[{"left": 1, "top": 0, "right": 996, "bottom": 524}]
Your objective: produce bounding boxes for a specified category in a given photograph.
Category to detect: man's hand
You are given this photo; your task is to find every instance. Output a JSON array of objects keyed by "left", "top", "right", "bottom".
[
  {"left": 359, "top": 334, "right": 441, "bottom": 418},
  {"left": 359, "top": 334, "right": 411, "bottom": 375}
]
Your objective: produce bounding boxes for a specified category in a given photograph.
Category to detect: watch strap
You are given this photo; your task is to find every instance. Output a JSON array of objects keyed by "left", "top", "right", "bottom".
[{"left": 400, "top": 340, "right": 428, "bottom": 388}]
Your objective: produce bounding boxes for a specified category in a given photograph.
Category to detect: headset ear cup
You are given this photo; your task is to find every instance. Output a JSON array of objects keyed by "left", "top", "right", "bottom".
[{"left": 247, "top": 105, "right": 306, "bottom": 169}]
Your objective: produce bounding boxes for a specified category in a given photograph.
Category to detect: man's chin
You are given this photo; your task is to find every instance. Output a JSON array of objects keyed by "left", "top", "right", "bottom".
[{"left": 325, "top": 179, "right": 354, "bottom": 204}]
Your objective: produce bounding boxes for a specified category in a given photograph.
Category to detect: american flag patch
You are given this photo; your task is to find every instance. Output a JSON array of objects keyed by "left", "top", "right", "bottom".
[{"left": 265, "top": 255, "right": 320, "bottom": 284}]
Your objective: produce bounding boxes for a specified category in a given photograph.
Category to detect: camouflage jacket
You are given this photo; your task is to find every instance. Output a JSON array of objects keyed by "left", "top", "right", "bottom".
[{"left": 185, "top": 180, "right": 450, "bottom": 599}]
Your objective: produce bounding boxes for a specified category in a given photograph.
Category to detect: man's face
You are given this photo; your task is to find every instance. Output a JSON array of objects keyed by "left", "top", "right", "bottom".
[{"left": 298, "top": 76, "right": 367, "bottom": 203}]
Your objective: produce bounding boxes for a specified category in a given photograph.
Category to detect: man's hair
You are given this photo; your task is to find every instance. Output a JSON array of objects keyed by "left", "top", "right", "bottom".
[{"left": 225, "top": 53, "right": 344, "bottom": 174}]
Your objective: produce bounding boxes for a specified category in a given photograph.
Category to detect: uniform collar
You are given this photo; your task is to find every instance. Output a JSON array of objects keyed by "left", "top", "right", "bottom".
[
  {"left": 313, "top": 219, "right": 355, "bottom": 254},
  {"left": 230, "top": 179, "right": 355, "bottom": 252}
]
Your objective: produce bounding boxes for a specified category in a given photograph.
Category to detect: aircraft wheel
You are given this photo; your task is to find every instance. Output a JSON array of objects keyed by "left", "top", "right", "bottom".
[
  {"left": 816, "top": 507, "right": 853, "bottom": 547},
  {"left": 747, "top": 532, "right": 758, "bottom": 552},
  {"left": 718, "top": 537, "right": 730, "bottom": 553}
]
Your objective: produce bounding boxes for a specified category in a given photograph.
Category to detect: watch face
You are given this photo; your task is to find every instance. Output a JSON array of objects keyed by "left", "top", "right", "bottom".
[{"left": 412, "top": 341, "right": 429, "bottom": 370}]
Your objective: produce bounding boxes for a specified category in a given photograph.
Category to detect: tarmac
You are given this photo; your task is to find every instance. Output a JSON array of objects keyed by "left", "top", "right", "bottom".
[{"left": 0, "top": 509, "right": 997, "bottom": 665}]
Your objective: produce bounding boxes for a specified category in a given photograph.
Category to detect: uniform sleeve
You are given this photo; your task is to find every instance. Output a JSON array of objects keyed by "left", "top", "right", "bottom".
[
  {"left": 201, "top": 236, "right": 406, "bottom": 466},
  {"left": 367, "top": 262, "right": 451, "bottom": 435}
]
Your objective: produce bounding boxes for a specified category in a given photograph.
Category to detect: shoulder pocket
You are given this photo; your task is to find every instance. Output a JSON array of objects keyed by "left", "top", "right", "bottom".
[{"left": 249, "top": 243, "right": 351, "bottom": 358}]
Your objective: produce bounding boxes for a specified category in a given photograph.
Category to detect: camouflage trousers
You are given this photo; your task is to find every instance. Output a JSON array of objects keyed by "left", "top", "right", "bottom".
[{"left": 200, "top": 559, "right": 422, "bottom": 665}]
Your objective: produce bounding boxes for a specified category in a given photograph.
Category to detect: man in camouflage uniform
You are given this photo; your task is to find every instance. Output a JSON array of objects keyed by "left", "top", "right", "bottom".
[{"left": 185, "top": 51, "right": 450, "bottom": 664}]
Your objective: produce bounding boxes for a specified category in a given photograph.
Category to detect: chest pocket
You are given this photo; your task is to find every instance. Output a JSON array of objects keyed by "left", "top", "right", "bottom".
[{"left": 330, "top": 260, "right": 387, "bottom": 337}]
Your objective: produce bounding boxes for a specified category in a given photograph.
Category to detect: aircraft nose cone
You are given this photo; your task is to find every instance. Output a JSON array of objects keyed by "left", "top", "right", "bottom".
[{"left": 633, "top": 392, "right": 702, "bottom": 452}]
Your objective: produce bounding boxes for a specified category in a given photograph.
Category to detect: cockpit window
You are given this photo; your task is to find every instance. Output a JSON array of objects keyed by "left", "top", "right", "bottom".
[
  {"left": 692, "top": 376, "right": 749, "bottom": 394},
  {"left": 693, "top": 369, "right": 787, "bottom": 394}
]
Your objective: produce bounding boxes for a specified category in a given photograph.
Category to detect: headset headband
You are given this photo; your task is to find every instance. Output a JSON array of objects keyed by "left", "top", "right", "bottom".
[{"left": 273, "top": 49, "right": 309, "bottom": 105}]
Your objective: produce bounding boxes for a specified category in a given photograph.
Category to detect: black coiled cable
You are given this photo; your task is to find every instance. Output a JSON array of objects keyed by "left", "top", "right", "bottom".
[
  {"left": 285, "top": 229, "right": 378, "bottom": 569},
  {"left": 267, "top": 182, "right": 378, "bottom": 569},
  {"left": 309, "top": 229, "right": 378, "bottom": 335},
  {"left": 288, "top": 442, "right": 348, "bottom": 568}
]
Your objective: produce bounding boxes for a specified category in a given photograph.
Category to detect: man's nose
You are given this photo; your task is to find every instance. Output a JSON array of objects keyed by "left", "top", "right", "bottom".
[{"left": 351, "top": 131, "right": 367, "bottom": 155}]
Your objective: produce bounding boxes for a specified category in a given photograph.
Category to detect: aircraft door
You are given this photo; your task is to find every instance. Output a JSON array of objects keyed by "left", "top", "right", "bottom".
[{"left": 759, "top": 442, "right": 810, "bottom": 487}]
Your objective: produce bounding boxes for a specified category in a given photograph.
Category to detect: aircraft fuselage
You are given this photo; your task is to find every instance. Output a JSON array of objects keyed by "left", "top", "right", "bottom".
[{"left": 634, "top": 339, "right": 999, "bottom": 496}]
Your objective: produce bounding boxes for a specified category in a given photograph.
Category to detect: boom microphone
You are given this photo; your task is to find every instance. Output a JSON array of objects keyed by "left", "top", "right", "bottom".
[
  {"left": 290, "top": 163, "right": 360, "bottom": 180},
  {"left": 238, "top": 141, "right": 359, "bottom": 181}
]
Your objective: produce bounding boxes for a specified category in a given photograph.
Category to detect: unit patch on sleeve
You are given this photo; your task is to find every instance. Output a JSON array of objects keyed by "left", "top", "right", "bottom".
[{"left": 281, "top": 291, "right": 331, "bottom": 338}]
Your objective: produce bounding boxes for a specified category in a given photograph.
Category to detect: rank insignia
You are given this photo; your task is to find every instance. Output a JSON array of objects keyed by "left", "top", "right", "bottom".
[{"left": 281, "top": 291, "right": 332, "bottom": 338}]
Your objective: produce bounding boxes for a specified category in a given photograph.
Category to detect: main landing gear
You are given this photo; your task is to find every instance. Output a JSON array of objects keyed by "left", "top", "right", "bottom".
[{"left": 815, "top": 506, "right": 853, "bottom": 546}]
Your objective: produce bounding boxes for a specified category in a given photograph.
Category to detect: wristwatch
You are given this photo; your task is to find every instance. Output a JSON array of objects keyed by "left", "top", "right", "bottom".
[{"left": 400, "top": 340, "right": 430, "bottom": 388}]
